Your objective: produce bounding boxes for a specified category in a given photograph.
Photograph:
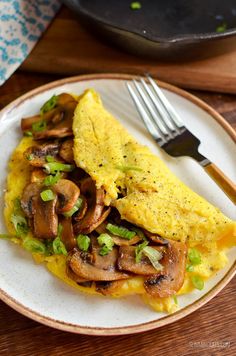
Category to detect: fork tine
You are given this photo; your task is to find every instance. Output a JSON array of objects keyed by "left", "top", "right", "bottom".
[
  {"left": 133, "top": 79, "right": 171, "bottom": 137},
  {"left": 146, "top": 74, "right": 185, "bottom": 129},
  {"left": 126, "top": 83, "right": 166, "bottom": 145}
]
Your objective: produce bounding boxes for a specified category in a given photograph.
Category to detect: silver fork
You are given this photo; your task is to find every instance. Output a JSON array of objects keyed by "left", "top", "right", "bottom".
[{"left": 126, "top": 75, "right": 236, "bottom": 204}]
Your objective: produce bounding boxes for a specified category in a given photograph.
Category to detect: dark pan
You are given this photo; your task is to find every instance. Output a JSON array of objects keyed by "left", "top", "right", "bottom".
[{"left": 63, "top": 0, "right": 236, "bottom": 60}]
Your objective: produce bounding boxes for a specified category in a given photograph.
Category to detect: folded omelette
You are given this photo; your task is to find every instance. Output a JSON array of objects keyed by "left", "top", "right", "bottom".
[{"left": 4, "top": 89, "right": 236, "bottom": 313}]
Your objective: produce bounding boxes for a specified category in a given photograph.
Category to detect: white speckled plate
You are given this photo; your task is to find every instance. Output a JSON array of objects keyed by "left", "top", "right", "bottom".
[{"left": 0, "top": 74, "right": 235, "bottom": 335}]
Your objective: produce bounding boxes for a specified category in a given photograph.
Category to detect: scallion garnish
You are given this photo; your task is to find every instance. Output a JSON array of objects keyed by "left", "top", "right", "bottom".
[
  {"left": 191, "top": 275, "right": 204, "bottom": 290},
  {"left": 77, "top": 234, "right": 90, "bottom": 252},
  {"left": 142, "top": 246, "right": 163, "bottom": 271},
  {"left": 40, "top": 95, "right": 58, "bottom": 116},
  {"left": 186, "top": 264, "right": 194, "bottom": 272},
  {"left": 97, "top": 233, "right": 114, "bottom": 256},
  {"left": 45, "top": 155, "right": 55, "bottom": 163},
  {"left": 63, "top": 198, "right": 83, "bottom": 217},
  {"left": 10, "top": 214, "right": 28, "bottom": 237},
  {"left": 188, "top": 248, "right": 201, "bottom": 265},
  {"left": 23, "top": 237, "right": 46, "bottom": 254},
  {"left": 135, "top": 241, "right": 149, "bottom": 262},
  {"left": 26, "top": 154, "right": 34, "bottom": 161},
  {"left": 106, "top": 223, "right": 136, "bottom": 240},
  {"left": 32, "top": 120, "right": 47, "bottom": 132},
  {"left": 24, "top": 131, "right": 33, "bottom": 137},
  {"left": 43, "top": 172, "right": 61, "bottom": 186},
  {"left": 116, "top": 165, "right": 142, "bottom": 172},
  {"left": 52, "top": 224, "right": 67, "bottom": 255},
  {"left": 43, "top": 162, "right": 75, "bottom": 174},
  {"left": 40, "top": 189, "right": 55, "bottom": 202},
  {"left": 216, "top": 22, "right": 227, "bottom": 33},
  {"left": 130, "top": 2, "right": 142, "bottom": 10}
]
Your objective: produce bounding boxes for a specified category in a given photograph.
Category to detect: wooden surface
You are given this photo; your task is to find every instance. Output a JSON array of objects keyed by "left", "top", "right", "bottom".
[
  {"left": 0, "top": 72, "right": 236, "bottom": 356},
  {"left": 20, "top": 6, "right": 236, "bottom": 94}
]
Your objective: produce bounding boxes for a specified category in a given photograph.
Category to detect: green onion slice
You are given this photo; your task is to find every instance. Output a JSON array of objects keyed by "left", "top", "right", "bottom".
[
  {"left": 43, "top": 172, "right": 61, "bottom": 186},
  {"left": 106, "top": 223, "right": 136, "bottom": 240},
  {"left": 63, "top": 198, "right": 83, "bottom": 218},
  {"left": 43, "top": 162, "right": 75, "bottom": 174},
  {"left": 40, "top": 189, "right": 55, "bottom": 202},
  {"left": 40, "top": 95, "right": 58, "bottom": 115},
  {"left": 97, "top": 233, "right": 114, "bottom": 256},
  {"left": 130, "top": 2, "right": 142, "bottom": 10},
  {"left": 10, "top": 214, "right": 28, "bottom": 237},
  {"left": 186, "top": 264, "right": 194, "bottom": 272},
  {"left": 26, "top": 154, "right": 34, "bottom": 161},
  {"left": 191, "top": 275, "right": 204, "bottom": 290},
  {"left": 24, "top": 131, "right": 33, "bottom": 137},
  {"left": 45, "top": 155, "right": 55, "bottom": 163},
  {"left": 135, "top": 241, "right": 149, "bottom": 263},
  {"left": 52, "top": 225, "right": 67, "bottom": 255},
  {"left": 77, "top": 234, "right": 90, "bottom": 252},
  {"left": 142, "top": 246, "right": 163, "bottom": 271},
  {"left": 23, "top": 238, "right": 46, "bottom": 254},
  {"left": 32, "top": 120, "right": 47, "bottom": 132},
  {"left": 188, "top": 248, "right": 201, "bottom": 266}
]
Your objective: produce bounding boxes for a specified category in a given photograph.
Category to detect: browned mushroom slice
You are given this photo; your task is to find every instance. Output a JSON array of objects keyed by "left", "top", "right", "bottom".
[
  {"left": 53, "top": 179, "right": 80, "bottom": 213},
  {"left": 31, "top": 168, "right": 48, "bottom": 183},
  {"left": 68, "top": 248, "right": 130, "bottom": 281},
  {"left": 74, "top": 195, "right": 88, "bottom": 221},
  {"left": 142, "top": 229, "right": 169, "bottom": 245},
  {"left": 118, "top": 245, "right": 165, "bottom": 275},
  {"left": 59, "top": 139, "right": 74, "bottom": 163},
  {"left": 144, "top": 241, "right": 187, "bottom": 298},
  {"left": 73, "top": 178, "right": 108, "bottom": 234},
  {"left": 60, "top": 216, "right": 76, "bottom": 251},
  {"left": 24, "top": 142, "right": 60, "bottom": 167},
  {"left": 66, "top": 264, "right": 92, "bottom": 286},
  {"left": 21, "top": 182, "right": 42, "bottom": 218},
  {"left": 95, "top": 280, "right": 127, "bottom": 296},
  {"left": 21, "top": 114, "right": 41, "bottom": 132},
  {"left": 96, "top": 223, "right": 142, "bottom": 246},
  {"left": 33, "top": 193, "right": 58, "bottom": 239}
]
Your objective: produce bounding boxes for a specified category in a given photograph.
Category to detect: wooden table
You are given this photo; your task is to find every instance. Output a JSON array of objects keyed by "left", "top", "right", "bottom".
[{"left": 0, "top": 9, "right": 236, "bottom": 353}]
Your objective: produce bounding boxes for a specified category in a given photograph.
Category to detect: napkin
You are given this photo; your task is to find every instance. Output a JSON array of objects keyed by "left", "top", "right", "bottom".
[{"left": 0, "top": 0, "right": 61, "bottom": 86}]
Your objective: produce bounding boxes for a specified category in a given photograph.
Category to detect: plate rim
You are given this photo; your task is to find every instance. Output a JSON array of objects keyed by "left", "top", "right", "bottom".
[{"left": 0, "top": 73, "right": 235, "bottom": 336}]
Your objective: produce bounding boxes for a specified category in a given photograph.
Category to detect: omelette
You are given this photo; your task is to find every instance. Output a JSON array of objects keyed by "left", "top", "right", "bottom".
[{"left": 3, "top": 89, "right": 236, "bottom": 313}]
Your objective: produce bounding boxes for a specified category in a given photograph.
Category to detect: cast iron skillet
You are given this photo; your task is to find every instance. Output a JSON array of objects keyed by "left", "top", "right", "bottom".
[{"left": 63, "top": 0, "right": 236, "bottom": 60}]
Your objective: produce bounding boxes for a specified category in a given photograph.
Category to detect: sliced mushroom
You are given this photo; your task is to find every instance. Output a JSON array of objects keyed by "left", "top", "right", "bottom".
[
  {"left": 73, "top": 178, "right": 108, "bottom": 234},
  {"left": 60, "top": 216, "right": 76, "bottom": 251},
  {"left": 24, "top": 142, "right": 60, "bottom": 167},
  {"left": 144, "top": 240, "right": 187, "bottom": 298},
  {"left": 33, "top": 192, "right": 58, "bottom": 239},
  {"left": 21, "top": 182, "right": 42, "bottom": 218},
  {"left": 53, "top": 179, "right": 80, "bottom": 213},
  {"left": 31, "top": 168, "right": 48, "bottom": 183},
  {"left": 95, "top": 280, "right": 127, "bottom": 296},
  {"left": 59, "top": 139, "right": 74, "bottom": 163},
  {"left": 142, "top": 229, "right": 169, "bottom": 245},
  {"left": 73, "top": 195, "right": 88, "bottom": 221},
  {"left": 118, "top": 245, "right": 165, "bottom": 275},
  {"left": 67, "top": 247, "right": 130, "bottom": 281},
  {"left": 96, "top": 223, "right": 142, "bottom": 246},
  {"left": 66, "top": 264, "right": 91, "bottom": 285},
  {"left": 21, "top": 114, "right": 42, "bottom": 132}
]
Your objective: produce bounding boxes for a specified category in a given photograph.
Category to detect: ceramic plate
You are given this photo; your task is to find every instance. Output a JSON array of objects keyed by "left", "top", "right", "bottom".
[{"left": 0, "top": 74, "right": 235, "bottom": 335}]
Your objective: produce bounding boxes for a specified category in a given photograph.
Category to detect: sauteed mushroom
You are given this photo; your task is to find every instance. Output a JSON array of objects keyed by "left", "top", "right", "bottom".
[
  {"left": 53, "top": 179, "right": 80, "bottom": 213},
  {"left": 60, "top": 216, "right": 76, "bottom": 251},
  {"left": 24, "top": 142, "right": 60, "bottom": 167},
  {"left": 59, "top": 139, "right": 74, "bottom": 163}
]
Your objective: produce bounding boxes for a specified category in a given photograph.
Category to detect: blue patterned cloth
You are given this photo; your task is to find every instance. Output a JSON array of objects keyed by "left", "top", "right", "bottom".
[{"left": 0, "top": 0, "right": 61, "bottom": 85}]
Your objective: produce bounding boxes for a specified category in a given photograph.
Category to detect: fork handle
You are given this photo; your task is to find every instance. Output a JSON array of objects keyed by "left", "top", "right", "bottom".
[{"left": 204, "top": 163, "right": 236, "bottom": 204}]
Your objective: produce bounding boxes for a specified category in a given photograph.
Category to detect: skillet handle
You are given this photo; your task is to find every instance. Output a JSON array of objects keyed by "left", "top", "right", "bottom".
[{"left": 204, "top": 163, "right": 236, "bottom": 205}]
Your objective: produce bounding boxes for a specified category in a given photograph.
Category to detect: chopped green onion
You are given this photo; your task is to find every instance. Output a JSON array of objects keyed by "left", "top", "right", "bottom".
[
  {"left": 135, "top": 241, "right": 149, "bottom": 263},
  {"left": 44, "top": 239, "right": 54, "bottom": 256},
  {"left": 130, "top": 2, "right": 141, "bottom": 10},
  {"left": 106, "top": 223, "right": 136, "bottom": 240},
  {"left": 186, "top": 264, "right": 194, "bottom": 272},
  {"left": 10, "top": 214, "right": 28, "bottom": 237},
  {"left": 46, "top": 155, "right": 55, "bottom": 163},
  {"left": 43, "top": 162, "right": 75, "bottom": 174},
  {"left": 77, "top": 234, "right": 90, "bottom": 252},
  {"left": 142, "top": 246, "right": 163, "bottom": 271},
  {"left": 26, "top": 154, "right": 34, "bottom": 161},
  {"left": 53, "top": 224, "right": 67, "bottom": 255},
  {"left": 97, "top": 233, "right": 114, "bottom": 256},
  {"left": 173, "top": 295, "right": 178, "bottom": 305},
  {"left": 40, "top": 95, "right": 58, "bottom": 115},
  {"left": 23, "top": 238, "right": 46, "bottom": 254},
  {"left": 63, "top": 198, "right": 83, "bottom": 217},
  {"left": 116, "top": 165, "right": 142, "bottom": 172},
  {"left": 216, "top": 22, "right": 227, "bottom": 33},
  {"left": 40, "top": 189, "right": 55, "bottom": 202},
  {"left": 43, "top": 172, "right": 61, "bottom": 186},
  {"left": 32, "top": 120, "right": 47, "bottom": 132},
  {"left": 24, "top": 131, "right": 33, "bottom": 137},
  {"left": 188, "top": 248, "right": 201, "bottom": 266},
  {"left": 191, "top": 275, "right": 204, "bottom": 290},
  {"left": 131, "top": 226, "right": 146, "bottom": 240}
]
